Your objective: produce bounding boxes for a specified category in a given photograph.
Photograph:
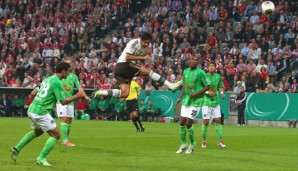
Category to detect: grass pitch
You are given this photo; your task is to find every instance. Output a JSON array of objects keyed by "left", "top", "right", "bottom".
[{"left": 0, "top": 117, "right": 297, "bottom": 171}]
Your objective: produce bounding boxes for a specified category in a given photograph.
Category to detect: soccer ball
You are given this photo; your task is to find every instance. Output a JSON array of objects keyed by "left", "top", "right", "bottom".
[{"left": 261, "top": 1, "right": 275, "bottom": 15}]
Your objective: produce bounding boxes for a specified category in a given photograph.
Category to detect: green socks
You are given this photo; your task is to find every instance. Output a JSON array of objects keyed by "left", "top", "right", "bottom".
[
  {"left": 37, "top": 137, "right": 58, "bottom": 160},
  {"left": 16, "top": 131, "right": 37, "bottom": 151},
  {"left": 201, "top": 125, "right": 208, "bottom": 142},
  {"left": 180, "top": 125, "right": 187, "bottom": 144},
  {"left": 215, "top": 124, "right": 223, "bottom": 141},
  {"left": 61, "top": 122, "right": 69, "bottom": 143},
  {"left": 187, "top": 126, "right": 195, "bottom": 145}
]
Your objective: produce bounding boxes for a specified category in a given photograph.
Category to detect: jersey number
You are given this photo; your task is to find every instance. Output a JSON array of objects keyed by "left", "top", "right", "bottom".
[
  {"left": 191, "top": 110, "right": 197, "bottom": 117},
  {"left": 37, "top": 82, "right": 50, "bottom": 98}
]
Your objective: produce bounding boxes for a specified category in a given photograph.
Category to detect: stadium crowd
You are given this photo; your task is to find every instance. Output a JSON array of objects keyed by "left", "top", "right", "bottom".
[{"left": 0, "top": 0, "right": 298, "bottom": 118}]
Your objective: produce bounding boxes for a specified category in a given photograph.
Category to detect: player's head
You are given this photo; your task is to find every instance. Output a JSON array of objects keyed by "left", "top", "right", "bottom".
[
  {"left": 63, "top": 58, "right": 73, "bottom": 69},
  {"left": 189, "top": 55, "right": 198, "bottom": 70},
  {"left": 208, "top": 60, "right": 216, "bottom": 73},
  {"left": 56, "top": 62, "right": 71, "bottom": 78},
  {"left": 140, "top": 32, "right": 152, "bottom": 48}
]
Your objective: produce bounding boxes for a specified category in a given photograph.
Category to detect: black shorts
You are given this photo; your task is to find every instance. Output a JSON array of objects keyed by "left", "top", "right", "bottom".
[
  {"left": 126, "top": 99, "right": 138, "bottom": 113},
  {"left": 114, "top": 62, "right": 141, "bottom": 88}
]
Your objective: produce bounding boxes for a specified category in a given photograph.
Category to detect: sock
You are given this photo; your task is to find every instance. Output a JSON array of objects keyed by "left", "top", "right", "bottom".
[
  {"left": 180, "top": 125, "right": 187, "bottom": 144},
  {"left": 201, "top": 125, "right": 208, "bottom": 142},
  {"left": 99, "top": 89, "right": 121, "bottom": 97},
  {"left": 67, "top": 124, "right": 71, "bottom": 136},
  {"left": 132, "top": 118, "right": 139, "bottom": 130},
  {"left": 215, "top": 124, "right": 223, "bottom": 141},
  {"left": 187, "top": 126, "right": 195, "bottom": 145},
  {"left": 149, "top": 71, "right": 174, "bottom": 90},
  {"left": 61, "top": 122, "right": 69, "bottom": 143},
  {"left": 136, "top": 116, "right": 143, "bottom": 128},
  {"left": 37, "top": 137, "right": 58, "bottom": 160},
  {"left": 15, "top": 131, "right": 37, "bottom": 151}
]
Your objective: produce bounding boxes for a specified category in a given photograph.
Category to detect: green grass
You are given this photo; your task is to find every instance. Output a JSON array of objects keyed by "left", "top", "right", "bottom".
[{"left": 0, "top": 118, "right": 297, "bottom": 171}]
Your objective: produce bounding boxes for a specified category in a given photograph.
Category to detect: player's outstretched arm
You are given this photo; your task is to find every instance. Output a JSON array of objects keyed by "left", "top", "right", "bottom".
[
  {"left": 126, "top": 54, "right": 151, "bottom": 61},
  {"left": 78, "top": 87, "right": 91, "bottom": 101},
  {"left": 60, "top": 91, "right": 84, "bottom": 105}
]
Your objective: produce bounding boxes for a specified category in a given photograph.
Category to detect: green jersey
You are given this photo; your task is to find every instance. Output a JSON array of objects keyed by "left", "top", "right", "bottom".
[
  {"left": 97, "top": 99, "right": 109, "bottom": 110},
  {"left": 88, "top": 98, "right": 98, "bottom": 110},
  {"left": 29, "top": 75, "right": 64, "bottom": 115},
  {"left": 203, "top": 73, "right": 223, "bottom": 107},
  {"left": 182, "top": 68, "right": 209, "bottom": 107},
  {"left": 58, "top": 73, "right": 81, "bottom": 105},
  {"left": 114, "top": 101, "right": 126, "bottom": 111}
]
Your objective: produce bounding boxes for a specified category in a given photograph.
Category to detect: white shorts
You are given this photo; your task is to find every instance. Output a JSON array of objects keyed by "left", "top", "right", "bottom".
[
  {"left": 56, "top": 104, "right": 74, "bottom": 118},
  {"left": 181, "top": 105, "right": 201, "bottom": 120},
  {"left": 28, "top": 112, "right": 57, "bottom": 132},
  {"left": 202, "top": 106, "right": 221, "bottom": 120}
]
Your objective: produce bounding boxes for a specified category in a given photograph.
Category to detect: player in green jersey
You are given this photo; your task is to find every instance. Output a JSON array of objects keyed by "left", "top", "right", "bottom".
[
  {"left": 57, "top": 59, "right": 90, "bottom": 147},
  {"left": 10, "top": 62, "right": 83, "bottom": 166},
  {"left": 201, "top": 61, "right": 226, "bottom": 148},
  {"left": 176, "top": 56, "right": 210, "bottom": 154}
]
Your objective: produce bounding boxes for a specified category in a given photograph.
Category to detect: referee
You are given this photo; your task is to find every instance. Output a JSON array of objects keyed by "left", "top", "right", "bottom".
[{"left": 126, "top": 77, "right": 145, "bottom": 132}]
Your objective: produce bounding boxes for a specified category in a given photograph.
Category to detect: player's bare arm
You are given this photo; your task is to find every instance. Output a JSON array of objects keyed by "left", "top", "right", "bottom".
[
  {"left": 176, "top": 86, "right": 184, "bottom": 104},
  {"left": 78, "top": 87, "right": 90, "bottom": 101},
  {"left": 218, "top": 87, "right": 225, "bottom": 99},
  {"left": 126, "top": 54, "right": 151, "bottom": 61},
  {"left": 60, "top": 91, "right": 84, "bottom": 105}
]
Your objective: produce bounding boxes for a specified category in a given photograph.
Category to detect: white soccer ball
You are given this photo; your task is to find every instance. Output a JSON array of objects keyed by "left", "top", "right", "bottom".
[{"left": 261, "top": 1, "right": 275, "bottom": 15}]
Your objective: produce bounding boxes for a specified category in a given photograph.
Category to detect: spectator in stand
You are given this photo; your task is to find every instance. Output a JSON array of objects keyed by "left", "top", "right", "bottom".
[
  {"left": 109, "top": 98, "right": 126, "bottom": 121},
  {"left": 145, "top": 99, "right": 157, "bottom": 122},
  {"left": 288, "top": 71, "right": 298, "bottom": 85},
  {"left": 75, "top": 97, "right": 87, "bottom": 120},
  {"left": 275, "top": 53, "right": 287, "bottom": 81},
  {"left": 88, "top": 97, "right": 98, "bottom": 120},
  {"left": 97, "top": 96, "right": 109, "bottom": 121},
  {"left": 11, "top": 94, "right": 24, "bottom": 116},
  {"left": 247, "top": 70, "right": 259, "bottom": 92},
  {"left": 267, "top": 60, "right": 277, "bottom": 84},
  {"left": 0, "top": 94, "right": 11, "bottom": 116},
  {"left": 258, "top": 67, "right": 269, "bottom": 90},
  {"left": 221, "top": 76, "right": 229, "bottom": 92},
  {"left": 255, "top": 59, "right": 268, "bottom": 73}
]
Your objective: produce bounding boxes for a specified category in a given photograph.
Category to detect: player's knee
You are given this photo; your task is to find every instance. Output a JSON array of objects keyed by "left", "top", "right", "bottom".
[
  {"left": 203, "top": 120, "right": 209, "bottom": 125},
  {"left": 54, "top": 133, "right": 61, "bottom": 140},
  {"left": 34, "top": 129, "right": 44, "bottom": 137},
  {"left": 186, "top": 123, "right": 192, "bottom": 129}
]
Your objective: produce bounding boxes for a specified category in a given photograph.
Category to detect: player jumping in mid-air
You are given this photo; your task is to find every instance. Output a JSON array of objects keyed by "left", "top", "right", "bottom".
[
  {"left": 201, "top": 61, "right": 226, "bottom": 148},
  {"left": 10, "top": 62, "right": 83, "bottom": 166},
  {"left": 94, "top": 32, "right": 181, "bottom": 99},
  {"left": 176, "top": 56, "right": 210, "bottom": 154}
]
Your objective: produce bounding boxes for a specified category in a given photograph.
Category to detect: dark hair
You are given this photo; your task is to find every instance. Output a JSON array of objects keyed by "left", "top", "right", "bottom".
[
  {"left": 55, "top": 62, "right": 71, "bottom": 73},
  {"left": 141, "top": 32, "right": 152, "bottom": 41},
  {"left": 208, "top": 60, "right": 216, "bottom": 66}
]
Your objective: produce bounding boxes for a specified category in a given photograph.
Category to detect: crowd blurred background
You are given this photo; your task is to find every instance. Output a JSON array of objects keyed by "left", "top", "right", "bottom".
[{"left": 0, "top": 0, "right": 297, "bottom": 119}]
